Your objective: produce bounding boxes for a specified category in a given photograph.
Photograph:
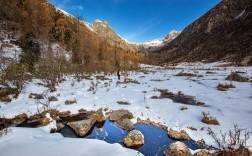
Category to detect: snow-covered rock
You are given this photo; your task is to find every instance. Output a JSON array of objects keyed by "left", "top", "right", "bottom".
[
  {"left": 164, "top": 141, "right": 192, "bottom": 156},
  {"left": 142, "top": 30, "right": 180, "bottom": 52}
]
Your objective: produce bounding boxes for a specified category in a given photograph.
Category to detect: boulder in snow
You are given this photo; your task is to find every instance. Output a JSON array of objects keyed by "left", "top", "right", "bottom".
[
  {"left": 109, "top": 109, "right": 133, "bottom": 121},
  {"left": 115, "top": 118, "right": 134, "bottom": 131},
  {"left": 123, "top": 130, "right": 144, "bottom": 148},
  {"left": 67, "top": 118, "right": 96, "bottom": 136},
  {"left": 225, "top": 73, "right": 249, "bottom": 82}
]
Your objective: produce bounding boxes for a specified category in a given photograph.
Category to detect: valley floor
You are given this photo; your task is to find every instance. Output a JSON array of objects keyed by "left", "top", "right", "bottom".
[{"left": 0, "top": 61, "right": 252, "bottom": 155}]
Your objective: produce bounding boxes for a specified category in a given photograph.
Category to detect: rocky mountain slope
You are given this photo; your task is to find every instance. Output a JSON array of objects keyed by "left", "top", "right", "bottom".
[
  {"left": 57, "top": 8, "right": 139, "bottom": 53},
  {"left": 151, "top": 0, "right": 252, "bottom": 65},
  {"left": 83, "top": 19, "right": 139, "bottom": 53}
]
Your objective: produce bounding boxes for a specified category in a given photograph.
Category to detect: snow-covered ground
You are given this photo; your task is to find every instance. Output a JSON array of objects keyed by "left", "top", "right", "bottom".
[
  {"left": 0, "top": 127, "right": 141, "bottom": 156},
  {"left": 0, "top": 61, "right": 252, "bottom": 155}
]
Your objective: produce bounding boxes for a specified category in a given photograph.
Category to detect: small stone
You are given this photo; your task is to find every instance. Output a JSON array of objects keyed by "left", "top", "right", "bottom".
[
  {"left": 164, "top": 141, "right": 192, "bottom": 156},
  {"left": 123, "top": 130, "right": 144, "bottom": 148},
  {"left": 67, "top": 118, "right": 96, "bottom": 137},
  {"left": 65, "top": 99, "right": 76, "bottom": 105},
  {"left": 48, "top": 96, "right": 58, "bottom": 102}
]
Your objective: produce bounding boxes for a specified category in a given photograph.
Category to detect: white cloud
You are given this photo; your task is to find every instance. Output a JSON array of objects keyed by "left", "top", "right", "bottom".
[
  {"left": 123, "top": 18, "right": 162, "bottom": 43},
  {"left": 76, "top": 5, "right": 84, "bottom": 10}
]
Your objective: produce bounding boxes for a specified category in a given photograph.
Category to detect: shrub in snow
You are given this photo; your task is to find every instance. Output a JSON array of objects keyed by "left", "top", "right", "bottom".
[
  {"left": 207, "top": 125, "right": 251, "bottom": 156},
  {"left": 217, "top": 83, "right": 235, "bottom": 91},
  {"left": 201, "top": 112, "right": 220, "bottom": 126}
]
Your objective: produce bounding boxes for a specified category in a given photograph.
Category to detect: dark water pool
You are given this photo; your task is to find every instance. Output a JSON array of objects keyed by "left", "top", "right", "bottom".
[
  {"left": 59, "top": 120, "right": 201, "bottom": 156},
  {"left": 160, "top": 94, "right": 197, "bottom": 105}
]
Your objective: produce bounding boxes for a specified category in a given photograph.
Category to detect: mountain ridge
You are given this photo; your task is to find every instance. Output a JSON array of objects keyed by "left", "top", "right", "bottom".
[{"left": 150, "top": 0, "right": 252, "bottom": 65}]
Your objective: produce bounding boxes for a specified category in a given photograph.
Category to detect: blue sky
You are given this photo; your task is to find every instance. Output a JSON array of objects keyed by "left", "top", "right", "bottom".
[{"left": 48, "top": 0, "right": 221, "bottom": 43}]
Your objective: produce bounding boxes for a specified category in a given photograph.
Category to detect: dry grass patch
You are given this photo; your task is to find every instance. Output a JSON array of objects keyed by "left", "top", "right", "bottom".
[
  {"left": 175, "top": 72, "right": 203, "bottom": 77},
  {"left": 188, "top": 126, "right": 197, "bottom": 131},
  {"left": 157, "top": 89, "right": 174, "bottom": 96},
  {"left": 207, "top": 125, "right": 251, "bottom": 156},
  {"left": 217, "top": 83, "right": 235, "bottom": 91},
  {"left": 201, "top": 112, "right": 220, "bottom": 125},
  {"left": 29, "top": 93, "right": 44, "bottom": 99},
  {"left": 196, "top": 101, "right": 205, "bottom": 106},
  {"left": 151, "top": 95, "right": 159, "bottom": 99}
]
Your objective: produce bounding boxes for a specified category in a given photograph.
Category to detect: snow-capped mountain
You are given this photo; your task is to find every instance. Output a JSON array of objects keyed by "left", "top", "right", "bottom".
[{"left": 142, "top": 30, "right": 180, "bottom": 52}]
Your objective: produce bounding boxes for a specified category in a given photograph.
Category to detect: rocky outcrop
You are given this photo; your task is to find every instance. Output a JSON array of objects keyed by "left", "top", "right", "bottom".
[
  {"left": 123, "top": 130, "right": 144, "bottom": 148},
  {"left": 225, "top": 73, "right": 249, "bottom": 82},
  {"left": 152, "top": 0, "right": 252, "bottom": 65},
  {"left": 67, "top": 118, "right": 96, "bottom": 137},
  {"left": 168, "top": 129, "right": 191, "bottom": 140},
  {"left": 164, "top": 141, "right": 192, "bottom": 156},
  {"left": 90, "top": 20, "right": 139, "bottom": 53}
]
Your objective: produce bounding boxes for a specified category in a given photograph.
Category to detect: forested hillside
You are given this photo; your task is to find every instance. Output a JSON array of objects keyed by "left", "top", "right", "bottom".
[
  {"left": 0, "top": 0, "right": 148, "bottom": 71},
  {"left": 0, "top": 0, "right": 151, "bottom": 100}
]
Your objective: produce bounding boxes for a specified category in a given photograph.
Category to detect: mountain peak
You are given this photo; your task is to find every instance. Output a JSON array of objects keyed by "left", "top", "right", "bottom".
[
  {"left": 165, "top": 30, "right": 180, "bottom": 40},
  {"left": 94, "top": 19, "right": 109, "bottom": 29}
]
